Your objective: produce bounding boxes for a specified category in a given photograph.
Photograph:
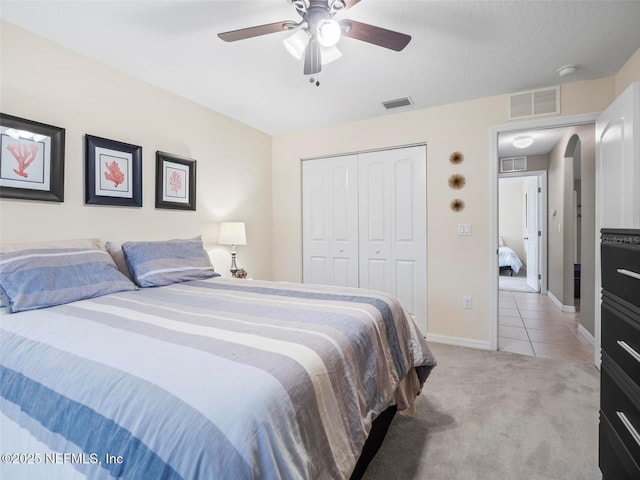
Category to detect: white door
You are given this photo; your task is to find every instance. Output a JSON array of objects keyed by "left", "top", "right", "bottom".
[
  {"left": 358, "top": 145, "right": 427, "bottom": 330},
  {"left": 525, "top": 176, "right": 540, "bottom": 292},
  {"left": 594, "top": 82, "right": 640, "bottom": 366},
  {"left": 302, "top": 155, "right": 359, "bottom": 287}
]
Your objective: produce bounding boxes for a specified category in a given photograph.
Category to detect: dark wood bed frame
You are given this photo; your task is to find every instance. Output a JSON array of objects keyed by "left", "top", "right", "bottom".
[
  {"left": 350, "top": 405, "right": 398, "bottom": 479},
  {"left": 499, "top": 265, "right": 514, "bottom": 276}
]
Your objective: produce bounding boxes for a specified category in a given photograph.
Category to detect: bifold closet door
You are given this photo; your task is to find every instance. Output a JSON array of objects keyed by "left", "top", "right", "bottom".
[
  {"left": 358, "top": 145, "right": 427, "bottom": 327},
  {"left": 302, "top": 155, "right": 359, "bottom": 287}
]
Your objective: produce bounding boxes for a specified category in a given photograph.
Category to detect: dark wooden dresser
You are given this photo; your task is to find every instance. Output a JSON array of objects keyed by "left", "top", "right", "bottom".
[{"left": 599, "top": 229, "right": 640, "bottom": 479}]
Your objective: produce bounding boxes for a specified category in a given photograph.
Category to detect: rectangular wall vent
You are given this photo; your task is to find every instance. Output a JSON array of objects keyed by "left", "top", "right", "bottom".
[
  {"left": 382, "top": 96, "right": 413, "bottom": 110},
  {"left": 508, "top": 86, "right": 560, "bottom": 120},
  {"left": 500, "top": 156, "right": 527, "bottom": 173}
]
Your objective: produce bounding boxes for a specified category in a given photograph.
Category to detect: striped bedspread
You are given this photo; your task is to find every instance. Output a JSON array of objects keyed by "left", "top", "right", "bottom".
[{"left": 0, "top": 278, "right": 436, "bottom": 480}]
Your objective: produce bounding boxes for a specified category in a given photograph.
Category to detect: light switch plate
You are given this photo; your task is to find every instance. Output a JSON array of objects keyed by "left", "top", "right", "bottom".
[{"left": 458, "top": 223, "right": 472, "bottom": 236}]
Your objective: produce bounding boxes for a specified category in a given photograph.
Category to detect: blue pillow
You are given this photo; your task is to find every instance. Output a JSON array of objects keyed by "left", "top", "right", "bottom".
[
  {"left": 0, "top": 248, "right": 137, "bottom": 313},
  {"left": 122, "top": 236, "right": 219, "bottom": 287}
]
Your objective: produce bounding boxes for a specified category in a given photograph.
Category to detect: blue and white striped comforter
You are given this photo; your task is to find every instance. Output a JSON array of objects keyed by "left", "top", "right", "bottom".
[{"left": 0, "top": 278, "right": 436, "bottom": 480}]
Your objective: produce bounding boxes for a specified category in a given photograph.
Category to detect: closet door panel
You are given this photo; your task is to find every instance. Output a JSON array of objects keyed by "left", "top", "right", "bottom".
[
  {"left": 359, "top": 146, "right": 427, "bottom": 330},
  {"left": 307, "top": 256, "right": 328, "bottom": 285},
  {"left": 364, "top": 259, "right": 388, "bottom": 293},
  {"left": 303, "top": 145, "right": 427, "bottom": 332},
  {"left": 302, "top": 155, "right": 359, "bottom": 287},
  {"left": 393, "top": 150, "right": 427, "bottom": 328},
  {"left": 395, "top": 159, "right": 415, "bottom": 241},
  {"left": 359, "top": 156, "right": 393, "bottom": 293},
  {"left": 395, "top": 260, "right": 416, "bottom": 317}
]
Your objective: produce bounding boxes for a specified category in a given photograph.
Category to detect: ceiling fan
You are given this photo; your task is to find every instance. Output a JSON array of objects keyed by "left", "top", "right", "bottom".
[{"left": 218, "top": 0, "right": 411, "bottom": 76}]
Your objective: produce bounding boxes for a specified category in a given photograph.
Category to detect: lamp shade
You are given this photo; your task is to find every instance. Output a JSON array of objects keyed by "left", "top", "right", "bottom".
[{"left": 218, "top": 222, "right": 246, "bottom": 246}]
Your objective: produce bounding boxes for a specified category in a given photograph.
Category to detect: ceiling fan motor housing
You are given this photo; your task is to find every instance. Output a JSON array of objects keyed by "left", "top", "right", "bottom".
[{"left": 306, "top": 0, "right": 335, "bottom": 32}]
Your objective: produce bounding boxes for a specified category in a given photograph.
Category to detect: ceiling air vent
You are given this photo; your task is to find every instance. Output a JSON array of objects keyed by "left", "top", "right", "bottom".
[
  {"left": 500, "top": 156, "right": 527, "bottom": 173},
  {"left": 382, "top": 96, "right": 413, "bottom": 110},
  {"left": 508, "top": 86, "right": 560, "bottom": 120}
]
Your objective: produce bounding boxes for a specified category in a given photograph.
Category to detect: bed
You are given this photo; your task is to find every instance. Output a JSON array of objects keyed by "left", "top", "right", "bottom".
[
  {"left": 498, "top": 246, "right": 523, "bottom": 276},
  {"left": 0, "top": 237, "right": 436, "bottom": 480}
]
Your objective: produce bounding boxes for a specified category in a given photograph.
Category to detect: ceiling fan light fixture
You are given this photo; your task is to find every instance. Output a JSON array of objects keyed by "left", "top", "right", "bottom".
[
  {"left": 283, "top": 29, "right": 309, "bottom": 60},
  {"left": 317, "top": 19, "right": 341, "bottom": 47},
  {"left": 320, "top": 45, "right": 342, "bottom": 65},
  {"left": 513, "top": 135, "right": 534, "bottom": 149}
]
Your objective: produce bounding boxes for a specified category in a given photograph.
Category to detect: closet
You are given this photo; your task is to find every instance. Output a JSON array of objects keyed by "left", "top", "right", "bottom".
[{"left": 302, "top": 144, "right": 427, "bottom": 330}]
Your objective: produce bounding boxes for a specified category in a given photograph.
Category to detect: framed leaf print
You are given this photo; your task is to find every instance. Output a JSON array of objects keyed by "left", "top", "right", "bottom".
[
  {"left": 0, "top": 113, "right": 65, "bottom": 202},
  {"left": 85, "top": 134, "right": 142, "bottom": 207},
  {"left": 155, "top": 151, "right": 196, "bottom": 211}
]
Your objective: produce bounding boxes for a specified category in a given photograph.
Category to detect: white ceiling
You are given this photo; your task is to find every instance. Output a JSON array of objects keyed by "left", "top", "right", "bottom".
[
  {"left": 498, "top": 127, "right": 569, "bottom": 158},
  {"left": 2, "top": 1, "right": 640, "bottom": 136}
]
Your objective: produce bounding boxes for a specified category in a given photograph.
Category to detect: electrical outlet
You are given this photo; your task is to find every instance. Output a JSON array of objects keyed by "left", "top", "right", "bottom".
[{"left": 463, "top": 296, "right": 472, "bottom": 309}]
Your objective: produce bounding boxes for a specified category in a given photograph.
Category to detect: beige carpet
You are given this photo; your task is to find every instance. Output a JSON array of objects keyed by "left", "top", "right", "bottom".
[{"left": 363, "top": 342, "right": 601, "bottom": 480}]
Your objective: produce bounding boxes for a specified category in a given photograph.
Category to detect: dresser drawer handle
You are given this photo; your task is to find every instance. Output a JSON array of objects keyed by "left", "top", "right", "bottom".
[
  {"left": 616, "top": 411, "right": 640, "bottom": 448},
  {"left": 617, "top": 268, "right": 640, "bottom": 281},
  {"left": 617, "top": 340, "right": 640, "bottom": 364}
]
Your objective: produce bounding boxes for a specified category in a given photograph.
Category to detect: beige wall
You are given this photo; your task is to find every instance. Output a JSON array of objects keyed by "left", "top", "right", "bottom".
[
  {"left": 3, "top": 21, "right": 638, "bottom": 346},
  {"left": 615, "top": 46, "right": 640, "bottom": 96},
  {"left": 272, "top": 77, "right": 616, "bottom": 343},
  {"left": 0, "top": 22, "right": 273, "bottom": 280},
  {"left": 520, "top": 153, "right": 549, "bottom": 173},
  {"left": 547, "top": 126, "right": 594, "bottom": 312}
]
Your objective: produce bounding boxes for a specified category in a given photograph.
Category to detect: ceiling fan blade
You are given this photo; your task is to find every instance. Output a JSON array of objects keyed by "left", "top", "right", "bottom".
[
  {"left": 218, "top": 21, "right": 297, "bottom": 42},
  {"left": 339, "top": 19, "right": 411, "bottom": 51},
  {"left": 303, "top": 37, "right": 322, "bottom": 75}
]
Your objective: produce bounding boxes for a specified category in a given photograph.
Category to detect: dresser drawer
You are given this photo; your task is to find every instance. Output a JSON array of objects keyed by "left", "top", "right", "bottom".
[
  {"left": 601, "top": 291, "right": 640, "bottom": 382},
  {"left": 601, "top": 230, "right": 640, "bottom": 306},
  {"left": 600, "top": 356, "right": 640, "bottom": 462},
  {"left": 600, "top": 411, "right": 640, "bottom": 480}
]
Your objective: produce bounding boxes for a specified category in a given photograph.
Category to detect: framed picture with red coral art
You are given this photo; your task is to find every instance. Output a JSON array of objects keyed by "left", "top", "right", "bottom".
[
  {"left": 155, "top": 151, "right": 196, "bottom": 211},
  {"left": 0, "top": 113, "right": 65, "bottom": 202},
  {"left": 85, "top": 134, "right": 142, "bottom": 207}
]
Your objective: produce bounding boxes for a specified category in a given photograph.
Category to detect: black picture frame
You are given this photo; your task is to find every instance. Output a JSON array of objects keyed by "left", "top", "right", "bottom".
[
  {"left": 85, "top": 134, "right": 142, "bottom": 207},
  {"left": 155, "top": 151, "right": 196, "bottom": 211},
  {"left": 0, "top": 113, "right": 65, "bottom": 202}
]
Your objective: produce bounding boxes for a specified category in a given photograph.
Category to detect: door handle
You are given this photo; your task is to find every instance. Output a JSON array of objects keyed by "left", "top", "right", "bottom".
[{"left": 523, "top": 237, "right": 528, "bottom": 240}]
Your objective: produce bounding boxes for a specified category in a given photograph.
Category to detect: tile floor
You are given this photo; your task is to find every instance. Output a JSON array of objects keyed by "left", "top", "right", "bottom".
[{"left": 498, "top": 289, "right": 594, "bottom": 364}]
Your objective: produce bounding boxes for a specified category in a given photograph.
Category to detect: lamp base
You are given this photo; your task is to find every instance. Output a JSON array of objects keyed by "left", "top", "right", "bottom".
[{"left": 230, "top": 251, "right": 238, "bottom": 277}]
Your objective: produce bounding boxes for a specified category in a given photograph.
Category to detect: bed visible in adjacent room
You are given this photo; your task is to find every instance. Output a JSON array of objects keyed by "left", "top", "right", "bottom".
[
  {"left": 498, "top": 237, "right": 524, "bottom": 276},
  {"left": 0, "top": 238, "right": 436, "bottom": 480}
]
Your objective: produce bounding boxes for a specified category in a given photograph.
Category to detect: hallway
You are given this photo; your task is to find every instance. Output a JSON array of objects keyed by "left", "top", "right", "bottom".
[{"left": 498, "top": 290, "right": 594, "bottom": 364}]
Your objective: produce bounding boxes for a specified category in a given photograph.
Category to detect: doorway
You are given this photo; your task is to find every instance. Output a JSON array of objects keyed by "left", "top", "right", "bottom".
[
  {"left": 498, "top": 172, "right": 545, "bottom": 294},
  {"left": 490, "top": 114, "right": 598, "bottom": 362}
]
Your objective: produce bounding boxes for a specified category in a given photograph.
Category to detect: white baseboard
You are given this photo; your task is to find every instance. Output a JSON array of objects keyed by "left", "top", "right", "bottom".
[
  {"left": 426, "top": 333, "right": 492, "bottom": 351},
  {"left": 547, "top": 291, "right": 576, "bottom": 313},
  {"left": 578, "top": 324, "right": 595, "bottom": 346}
]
